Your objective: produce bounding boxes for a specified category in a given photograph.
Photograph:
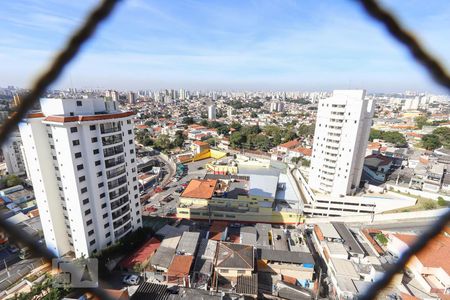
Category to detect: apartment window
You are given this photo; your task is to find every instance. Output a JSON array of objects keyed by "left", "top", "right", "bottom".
[
  {"left": 131, "top": 158, "right": 135, "bottom": 163},
  {"left": 103, "top": 213, "right": 108, "bottom": 219},
  {"left": 93, "top": 149, "right": 99, "bottom": 155},
  {"left": 79, "top": 176, "right": 86, "bottom": 182},
  {"left": 135, "top": 202, "right": 139, "bottom": 207},
  {"left": 128, "top": 129, "right": 132, "bottom": 134},
  {"left": 129, "top": 139, "right": 133, "bottom": 145},
  {"left": 133, "top": 176, "right": 136, "bottom": 181},
  {"left": 86, "top": 219, "right": 92, "bottom": 226},
  {"left": 130, "top": 149, "right": 134, "bottom": 154},
  {"left": 53, "top": 155, "right": 57, "bottom": 160},
  {"left": 97, "top": 171, "right": 102, "bottom": 177},
  {"left": 98, "top": 182, "right": 104, "bottom": 188},
  {"left": 88, "top": 230, "right": 94, "bottom": 236},
  {"left": 101, "top": 203, "right": 106, "bottom": 209},
  {"left": 72, "top": 140, "right": 80, "bottom": 146},
  {"left": 95, "top": 160, "right": 101, "bottom": 166},
  {"left": 76, "top": 100, "right": 82, "bottom": 106},
  {"left": 82, "top": 198, "right": 89, "bottom": 205},
  {"left": 75, "top": 152, "right": 82, "bottom": 158},
  {"left": 134, "top": 194, "right": 138, "bottom": 199},
  {"left": 136, "top": 211, "right": 139, "bottom": 216},
  {"left": 48, "top": 133, "right": 53, "bottom": 138},
  {"left": 105, "top": 232, "right": 110, "bottom": 238},
  {"left": 85, "top": 209, "right": 91, "bottom": 216},
  {"left": 137, "top": 219, "right": 141, "bottom": 224},
  {"left": 134, "top": 185, "right": 138, "bottom": 191},
  {"left": 104, "top": 223, "right": 109, "bottom": 228},
  {"left": 89, "top": 240, "right": 95, "bottom": 246},
  {"left": 127, "top": 120, "right": 131, "bottom": 124},
  {"left": 107, "top": 242, "right": 111, "bottom": 246},
  {"left": 90, "top": 125, "right": 96, "bottom": 130},
  {"left": 70, "top": 127, "right": 78, "bottom": 133},
  {"left": 100, "top": 193, "right": 105, "bottom": 198},
  {"left": 91, "top": 137, "right": 98, "bottom": 143},
  {"left": 50, "top": 145, "right": 55, "bottom": 149},
  {"left": 77, "top": 164, "right": 84, "bottom": 171}
]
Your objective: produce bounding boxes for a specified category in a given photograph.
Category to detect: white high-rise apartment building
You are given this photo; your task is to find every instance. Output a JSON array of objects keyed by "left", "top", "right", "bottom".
[
  {"left": 1, "top": 130, "right": 27, "bottom": 176},
  {"left": 208, "top": 104, "right": 216, "bottom": 120},
  {"left": 128, "top": 91, "right": 136, "bottom": 104},
  {"left": 309, "top": 90, "right": 374, "bottom": 196},
  {"left": 19, "top": 98, "right": 142, "bottom": 258}
]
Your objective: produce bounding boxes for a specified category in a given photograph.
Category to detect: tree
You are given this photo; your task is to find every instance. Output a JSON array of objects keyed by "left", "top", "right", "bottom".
[
  {"left": 0, "top": 175, "right": 22, "bottom": 188},
  {"left": 414, "top": 116, "right": 428, "bottom": 129},
  {"left": 154, "top": 134, "right": 172, "bottom": 151},
  {"left": 217, "top": 125, "right": 230, "bottom": 136},
  {"left": 375, "top": 233, "right": 388, "bottom": 246},
  {"left": 250, "top": 112, "right": 258, "bottom": 118},
  {"left": 182, "top": 116, "right": 194, "bottom": 125},
  {"left": 421, "top": 134, "right": 442, "bottom": 150},
  {"left": 437, "top": 197, "right": 447, "bottom": 207},
  {"left": 432, "top": 127, "right": 450, "bottom": 149},
  {"left": 200, "top": 119, "right": 208, "bottom": 127},
  {"left": 173, "top": 131, "right": 185, "bottom": 148},
  {"left": 369, "top": 129, "right": 383, "bottom": 141},
  {"left": 297, "top": 124, "right": 315, "bottom": 137},
  {"left": 253, "top": 134, "right": 270, "bottom": 151},
  {"left": 230, "top": 132, "right": 245, "bottom": 148}
]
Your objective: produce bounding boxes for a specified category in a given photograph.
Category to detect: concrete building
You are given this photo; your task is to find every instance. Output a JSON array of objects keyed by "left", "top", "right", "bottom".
[
  {"left": 128, "top": 91, "right": 136, "bottom": 104},
  {"left": 270, "top": 101, "right": 284, "bottom": 112},
  {"left": 207, "top": 104, "right": 216, "bottom": 120},
  {"left": 1, "top": 130, "right": 27, "bottom": 176},
  {"left": 309, "top": 90, "right": 374, "bottom": 196},
  {"left": 111, "top": 90, "right": 119, "bottom": 102},
  {"left": 19, "top": 98, "right": 142, "bottom": 258}
]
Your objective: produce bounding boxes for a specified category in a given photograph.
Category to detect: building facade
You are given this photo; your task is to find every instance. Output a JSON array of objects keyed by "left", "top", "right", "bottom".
[
  {"left": 207, "top": 104, "right": 216, "bottom": 120},
  {"left": 309, "top": 90, "right": 374, "bottom": 196},
  {"left": 19, "top": 98, "right": 142, "bottom": 258},
  {"left": 1, "top": 130, "right": 27, "bottom": 176}
]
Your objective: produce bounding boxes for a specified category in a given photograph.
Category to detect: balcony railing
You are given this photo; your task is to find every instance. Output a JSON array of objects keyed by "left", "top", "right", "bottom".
[
  {"left": 108, "top": 175, "right": 127, "bottom": 190},
  {"left": 113, "top": 214, "right": 131, "bottom": 229},
  {"left": 111, "top": 195, "right": 129, "bottom": 210},
  {"left": 102, "top": 133, "right": 122, "bottom": 146},
  {"left": 115, "top": 222, "right": 132, "bottom": 239},
  {"left": 107, "top": 165, "right": 126, "bottom": 179},
  {"left": 100, "top": 123, "right": 121, "bottom": 134},
  {"left": 105, "top": 155, "right": 125, "bottom": 169},
  {"left": 109, "top": 186, "right": 127, "bottom": 200},
  {"left": 103, "top": 145, "right": 124, "bottom": 157}
]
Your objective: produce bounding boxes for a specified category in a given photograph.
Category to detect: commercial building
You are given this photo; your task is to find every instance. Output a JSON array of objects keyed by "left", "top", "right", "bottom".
[
  {"left": 309, "top": 90, "right": 375, "bottom": 196},
  {"left": 19, "top": 98, "right": 142, "bottom": 258}
]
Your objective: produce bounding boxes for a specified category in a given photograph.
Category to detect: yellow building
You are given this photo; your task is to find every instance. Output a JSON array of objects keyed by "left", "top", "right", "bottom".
[{"left": 176, "top": 177, "right": 304, "bottom": 224}]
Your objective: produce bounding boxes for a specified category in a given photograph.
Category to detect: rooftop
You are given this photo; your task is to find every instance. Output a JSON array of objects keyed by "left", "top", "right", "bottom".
[
  {"left": 167, "top": 255, "right": 194, "bottom": 277},
  {"left": 181, "top": 179, "right": 217, "bottom": 199},
  {"left": 393, "top": 233, "right": 450, "bottom": 274},
  {"left": 119, "top": 237, "right": 160, "bottom": 269},
  {"left": 215, "top": 242, "right": 254, "bottom": 270}
]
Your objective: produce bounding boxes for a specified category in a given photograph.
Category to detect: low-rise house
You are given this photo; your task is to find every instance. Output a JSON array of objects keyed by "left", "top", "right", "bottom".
[
  {"left": 176, "top": 231, "right": 200, "bottom": 256},
  {"left": 257, "top": 249, "right": 315, "bottom": 288},
  {"left": 167, "top": 255, "right": 194, "bottom": 286}
]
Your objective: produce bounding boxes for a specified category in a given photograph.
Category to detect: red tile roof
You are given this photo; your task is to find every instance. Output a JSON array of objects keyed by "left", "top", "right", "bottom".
[
  {"left": 119, "top": 237, "right": 160, "bottom": 269},
  {"left": 292, "top": 147, "right": 312, "bottom": 156},
  {"left": 393, "top": 233, "right": 450, "bottom": 274},
  {"left": 167, "top": 255, "right": 194, "bottom": 277},
  {"left": 181, "top": 179, "right": 217, "bottom": 199},
  {"left": 278, "top": 139, "right": 300, "bottom": 149},
  {"left": 193, "top": 141, "right": 209, "bottom": 147}
]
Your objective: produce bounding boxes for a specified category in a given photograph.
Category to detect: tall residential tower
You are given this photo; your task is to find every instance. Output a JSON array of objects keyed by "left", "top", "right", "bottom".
[
  {"left": 19, "top": 98, "right": 142, "bottom": 258},
  {"left": 309, "top": 90, "right": 374, "bottom": 196}
]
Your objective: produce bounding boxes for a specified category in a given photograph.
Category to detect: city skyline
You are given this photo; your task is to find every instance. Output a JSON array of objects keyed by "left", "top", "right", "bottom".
[{"left": 1, "top": 0, "right": 450, "bottom": 93}]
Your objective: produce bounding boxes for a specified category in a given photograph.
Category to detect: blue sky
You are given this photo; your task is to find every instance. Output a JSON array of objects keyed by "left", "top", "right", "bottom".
[{"left": 0, "top": 0, "right": 449, "bottom": 92}]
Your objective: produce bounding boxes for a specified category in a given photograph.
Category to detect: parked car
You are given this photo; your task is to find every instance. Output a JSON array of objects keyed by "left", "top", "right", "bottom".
[{"left": 123, "top": 274, "right": 140, "bottom": 285}]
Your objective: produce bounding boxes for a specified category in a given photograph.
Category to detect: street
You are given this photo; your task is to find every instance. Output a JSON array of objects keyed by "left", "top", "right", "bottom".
[{"left": 141, "top": 157, "right": 215, "bottom": 218}]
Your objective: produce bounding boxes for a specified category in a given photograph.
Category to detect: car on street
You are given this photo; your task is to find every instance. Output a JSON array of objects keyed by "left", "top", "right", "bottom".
[{"left": 123, "top": 274, "right": 140, "bottom": 285}]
